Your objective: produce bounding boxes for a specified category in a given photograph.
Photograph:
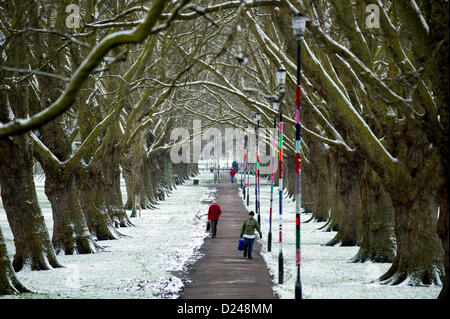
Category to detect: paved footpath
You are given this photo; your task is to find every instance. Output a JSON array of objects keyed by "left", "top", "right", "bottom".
[{"left": 179, "top": 172, "right": 276, "bottom": 299}]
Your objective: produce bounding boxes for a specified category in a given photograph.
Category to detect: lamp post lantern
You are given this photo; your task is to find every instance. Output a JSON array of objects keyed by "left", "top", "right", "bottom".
[
  {"left": 292, "top": 12, "right": 307, "bottom": 40},
  {"left": 292, "top": 11, "right": 306, "bottom": 300},
  {"left": 276, "top": 67, "right": 286, "bottom": 284},
  {"left": 268, "top": 100, "right": 279, "bottom": 252}
]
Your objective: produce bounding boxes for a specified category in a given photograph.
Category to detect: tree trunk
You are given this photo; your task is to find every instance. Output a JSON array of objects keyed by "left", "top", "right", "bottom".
[
  {"left": 437, "top": 187, "right": 448, "bottom": 298},
  {"left": 122, "top": 164, "right": 134, "bottom": 210},
  {"left": 102, "top": 149, "right": 133, "bottom": 228},
  {"left": 192, "top": 162, "right": 199, "bottom": 176},
  {"left": 43, "top": 172, "right": 100, "bottom": 254},
  {"left": 143, "top": 155, "right": 159, "bottom": 207},
  {"left": 122, "top": 151, "right": 157, "bottom": 210},
  {"left": 373, "top": 119, "right": 446, "bottom": 286},
  {"left": 0, "top": 226, "right": 31, "bottom": 295},
  {"left": 76, "top": 167, "right": 123, "bottom": 240},
  {"left": 320, "top": 148, "right": 340, "bottom": 232},
  {"left": 301, "top": 166, "right": 314, "bottom": 215},
  {"left": 152, "top": 152, "right": 168, "bottom": 201},
  {"left": 23, "top": 0, "right": 99, "bottom": 256},
  {"left": 0, "top": 0, "right": 61, "bottom": 272},
  {"left": 146, "top": 156, "right": 158, "bottom": 202},
  {"left": 173, "top": 162, "right": 190, "bottom": 185},
  {"left": 380, "top": 178, "right": 444, "bottom": 285},
  {"left": 307, "top": 142, "right": 334, "bottom": 223},
  {"left": 428, "top": 0, "right": 449, "bottom": 299},
  {"left": 0, "top": 136, "right": 62, "bottom": 271},
  {"left": 285, "top": 153, "right": 296, "bottom": 199},
  {"left": 351, "top": 162, "right": 395, "bottom": 263},
  {"left": 33, "top": 116, "right": 99, "bottom": 255},
  {"left": 162, "top": 155, "right": 175, "bottom": 192},
  {"left": 325, "top": 151, "right": 363, "bottom": 246},
  {"left": 121, "top": 137, "right": 155, "bottom": 209}
]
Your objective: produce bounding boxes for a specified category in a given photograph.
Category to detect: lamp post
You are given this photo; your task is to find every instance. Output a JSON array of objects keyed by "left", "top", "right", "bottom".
[
  {"left": 240, "top": 141, "right": 244, "bottom": 190},
  {"left": 243, "top": 125, "right": 247, "bottom": 200},
  {"left": 268, "top": 100, "right": 279, "bottom": 252},
  {"left": 255, "top": 111, "right": 262, "bottom": 226},
  {"left": 217, "top": 157, "right": 220, "bottom": 182},
  {"left": 246, "top": 125, "right": 250, "bottom": 206},
  {"left": 276, "top": 67, "right": 286, "bottom": 284},
  {"left": 292, "top": 11, "right": 307, "bottom": 300}
]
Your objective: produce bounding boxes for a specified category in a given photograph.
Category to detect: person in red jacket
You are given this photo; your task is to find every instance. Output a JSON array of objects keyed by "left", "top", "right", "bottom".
[
  {"left": 230, "top": 168, "right": 236, "bottom": 183},
  {"left": 208, "top": 200, "right": 222, "bottom": 238}
]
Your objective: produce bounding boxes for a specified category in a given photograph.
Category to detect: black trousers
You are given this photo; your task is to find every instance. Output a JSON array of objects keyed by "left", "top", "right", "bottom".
[{"left": 211, "top": 219, "right": 218, "bottom": 237}]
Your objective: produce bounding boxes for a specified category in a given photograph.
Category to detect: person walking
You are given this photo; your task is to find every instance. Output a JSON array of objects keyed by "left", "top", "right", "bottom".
[
  {"left": 213, "top": 166, "right": 218, "bottom": 184},
  {"left": 232, "top": 160, "right": 238, "bottom": 172},
  {"left": 240, "top": 211, "right": 262, "bottom": 259},
  {"left": 208, "top": 200, "right": 222, "bottom": 238},
  {"left": 229, "top": 168, "right": 236, "bottom": 183}
]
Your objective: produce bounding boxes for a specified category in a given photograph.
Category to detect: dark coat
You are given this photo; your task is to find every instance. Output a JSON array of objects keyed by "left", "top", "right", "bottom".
[{"left": 208, "top": 203, "right": 222, "bottom": 221}]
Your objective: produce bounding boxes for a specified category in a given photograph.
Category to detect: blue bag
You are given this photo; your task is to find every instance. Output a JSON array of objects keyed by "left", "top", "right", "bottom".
[{"left": 238, "top": 238, "right": 245, "bottom": 251}]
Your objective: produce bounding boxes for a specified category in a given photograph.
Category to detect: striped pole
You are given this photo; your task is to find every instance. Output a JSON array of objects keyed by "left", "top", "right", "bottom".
[
  {"left": 243, "top": 133, "right": 247, "bottom": 200},
  {"left": 277, "top": 79, "right": 286, "bottom": 285},
  {"left": 278, "top": 105, "right": 284, "bottom": 284},
  {"left": 240, "top": 143, "right": 243, "bottom": 190},
  {"left": 255, "top": 116, "right": 261, "bottom": 226},
  {"left": 255, "top": 147, "right": 258, "bottom": 220},
  {"left": 291, "top": 12, "right": 307, "bottom": 299},
  {"left": 275, "top": 67, "right": 286, "bottom": 285},
  {"left": 294, "top": 36, "right": 303, "bottom": 300},
  {"left": 268, "top": 115, "right": 277, "bottom": 252},
  {"left": 257, "top": 146, "right": 261, "bottom": 226},
  {"left": 246, "top": 128, "right": 250, "bottom": 206},
  {"left": 246, "top": 159, "right": 250, "bottom": 206}
]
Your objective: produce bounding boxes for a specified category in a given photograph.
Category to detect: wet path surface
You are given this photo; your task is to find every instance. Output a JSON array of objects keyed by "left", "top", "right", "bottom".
[{"left": 179, "top": 172, "right": 276, "bottom": 299}]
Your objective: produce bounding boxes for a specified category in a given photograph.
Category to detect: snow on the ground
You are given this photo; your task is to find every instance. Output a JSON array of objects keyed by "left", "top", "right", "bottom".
[
  {"left": 0, "top": 171, "right": 216, "bottom": 299},
  {"left": 240, "top": 175, "right": 441, "bottom": 299},
  {"left": 0, "top": 169, "right": 442, "bottom": 299}
]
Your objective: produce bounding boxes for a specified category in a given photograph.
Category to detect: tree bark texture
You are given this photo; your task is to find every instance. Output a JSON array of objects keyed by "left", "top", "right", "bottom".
[
  {"left": 0, "top": 136, "right": 62, "bottom": 271},
  {"left": 0, "top": 226, "right": 31, "bottom": 295},
  {"left": 325, "top": 151, "right": 363, "bottom": 247},
  {"left": 76, "top": 167, "right": 124, "bottom": 241},
  {"left": 351, "top": 162, "right": 396, "bottom": 263}
]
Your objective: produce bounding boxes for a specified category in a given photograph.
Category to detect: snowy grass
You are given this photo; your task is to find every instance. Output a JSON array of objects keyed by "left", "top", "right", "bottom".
[
  {"left": 0, "top": 171, "right": 216, "bottom": 299},
  {"left": 242, "top": 176, "right": 441, "bottom": 299},
  {"left": 0, "top": 170, "right": 442, "bottom": 299}
]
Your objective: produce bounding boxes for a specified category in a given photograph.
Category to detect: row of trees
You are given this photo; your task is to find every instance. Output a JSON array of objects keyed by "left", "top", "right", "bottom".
[
  {"left": 268, "top": 0, "right": 448, "bottom": 297},
  {"left": 0, "top": 0, "right": 447, "bottom": 299},
  {"left": 0, "top": 0, "right": 216, "bottom": 294}
]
